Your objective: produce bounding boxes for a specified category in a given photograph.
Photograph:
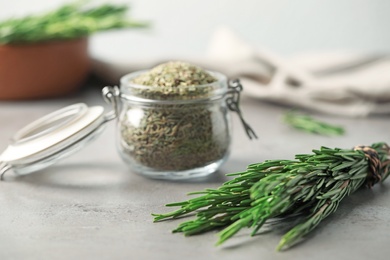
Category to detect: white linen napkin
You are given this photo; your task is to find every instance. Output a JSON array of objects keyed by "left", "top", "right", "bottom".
[{"left": 204, "top": 28, "right": 390, "bottom": 117}]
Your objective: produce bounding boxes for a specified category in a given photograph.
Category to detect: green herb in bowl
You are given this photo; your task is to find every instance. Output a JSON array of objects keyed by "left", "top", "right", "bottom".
[{"left": 0, "top": 1, "right": 148, "bottom": 44}]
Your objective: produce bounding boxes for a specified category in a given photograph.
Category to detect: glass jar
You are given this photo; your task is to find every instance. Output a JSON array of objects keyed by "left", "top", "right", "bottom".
[
  {"left": 0, "top": 70, "right": 255, "bottom": 181},
  {"left": 105, "top": 71, "right": 234, "bottom": 180}
]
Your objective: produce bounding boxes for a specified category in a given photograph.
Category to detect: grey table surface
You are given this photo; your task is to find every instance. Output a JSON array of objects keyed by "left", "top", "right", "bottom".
[{"left": 0, "top": 82, "right": 389, "bottom": 260}]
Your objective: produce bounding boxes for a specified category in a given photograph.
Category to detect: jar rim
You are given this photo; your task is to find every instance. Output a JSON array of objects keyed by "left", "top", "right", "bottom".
[{"left": 119, "top": 70, "right": 228, "bottom": 102}]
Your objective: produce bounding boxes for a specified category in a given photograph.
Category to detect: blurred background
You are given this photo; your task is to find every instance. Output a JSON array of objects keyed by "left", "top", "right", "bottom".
[
  {"left": 2, "top": 0, "right": 390, "bottom": 59},
  {"left": 1, "top": 0, "right": 390, "bottom": 116}
]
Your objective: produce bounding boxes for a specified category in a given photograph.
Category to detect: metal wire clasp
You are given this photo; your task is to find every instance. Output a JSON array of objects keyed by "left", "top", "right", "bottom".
[
  {"left": 102, "top": 86, "right": 121, "bottom": 122},
  {"left": 226, "top": 79, "right": 257, "bottom": 139}
]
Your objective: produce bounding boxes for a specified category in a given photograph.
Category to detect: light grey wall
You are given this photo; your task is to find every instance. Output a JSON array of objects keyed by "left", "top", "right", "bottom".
[{"left": 1, "top": 0, "right": 389, "bottom": 56}]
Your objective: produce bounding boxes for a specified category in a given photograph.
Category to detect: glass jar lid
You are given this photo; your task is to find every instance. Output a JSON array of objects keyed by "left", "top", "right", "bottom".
[{"left": 0, "top": 103, "right": 109, "bottom": 178}]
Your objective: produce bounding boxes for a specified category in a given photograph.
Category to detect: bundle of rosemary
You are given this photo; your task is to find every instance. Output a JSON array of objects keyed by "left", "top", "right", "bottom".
[
  {"left": 0, "top": 1, "right": 147, "bottom": 44},
  {"left": 153, "top": 142, "right": 390, "bottom": 251}
]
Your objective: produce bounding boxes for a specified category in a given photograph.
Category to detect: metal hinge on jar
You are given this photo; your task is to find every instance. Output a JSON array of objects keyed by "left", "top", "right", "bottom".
[
  {"left": 102, "top": 85, "right": 121, "bottom": 120},
  {"left": 226, "top": 79, "right": 257, "bottom": 140}
]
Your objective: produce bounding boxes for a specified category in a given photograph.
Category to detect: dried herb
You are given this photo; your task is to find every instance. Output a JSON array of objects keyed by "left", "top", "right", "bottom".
[
  {"left": 0, "top": 1, "right": 147, "bottom": 44},
  {"left": 130, "top": 61, "right": 217, "bottom": 100},
  {"left": 152, "top": 142, "right": 390, "bottom": 251},
  {"left": 283, "top": 111, "right": 345, "bottom": 136},
  {"left": 119, "top": 61, "right": 230, "bottom": 171}
]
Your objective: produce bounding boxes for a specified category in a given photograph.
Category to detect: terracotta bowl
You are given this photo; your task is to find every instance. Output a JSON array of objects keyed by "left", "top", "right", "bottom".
[{"left": 0, "top": 38, "right": 90, "bottom": 100}]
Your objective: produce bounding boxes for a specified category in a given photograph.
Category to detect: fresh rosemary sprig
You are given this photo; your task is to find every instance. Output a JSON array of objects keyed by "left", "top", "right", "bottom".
[
  {"left": 0, "top": 1, "right": 148, "bottom": 44},
  {"left": 283, "top": 111, "right": 345, "bottom": 136},
  {"left": 152, "top": 142, "right": 390, "bottom": 251}
]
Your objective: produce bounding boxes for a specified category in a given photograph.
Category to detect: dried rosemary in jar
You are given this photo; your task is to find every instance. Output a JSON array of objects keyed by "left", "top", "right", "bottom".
[
  {"left": 130, "top": 61, "right": 217, "bottom": 100},
  {"left": 117, "top": 61, "right": 232, "bottom": 178}
]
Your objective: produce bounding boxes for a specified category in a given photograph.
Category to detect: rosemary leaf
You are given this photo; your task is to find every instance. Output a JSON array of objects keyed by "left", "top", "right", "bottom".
[{"left": 283, "top": 111, "right": 345, "bottom": 136}]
